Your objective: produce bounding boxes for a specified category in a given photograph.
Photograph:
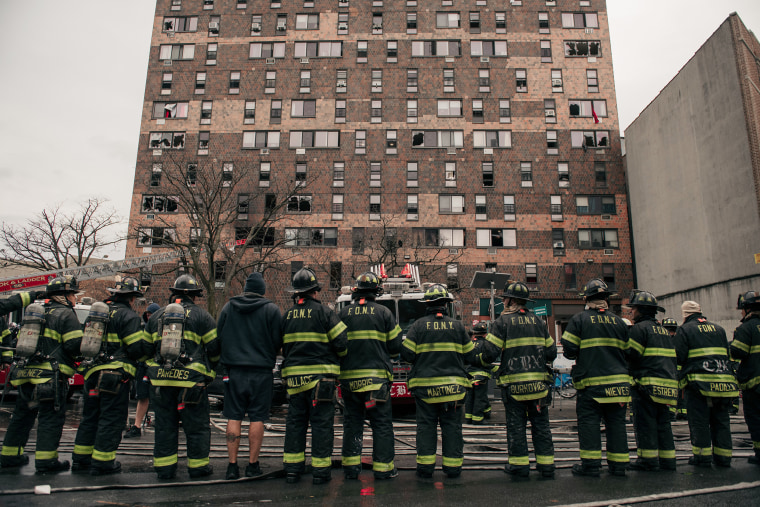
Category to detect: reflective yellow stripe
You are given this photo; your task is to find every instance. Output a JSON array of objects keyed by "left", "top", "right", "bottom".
[
  {"left": 408, "top": 376, "right": 469, "bottom": 388},
  {"left": 580, "top": 449, "right": 602, "bottom": 459},
  {"left": 201, "top": 329, "right": 217, "bottom": 345},
  {"left": 536, "top": 455, "right": 554, "bottom": 465},
  {"left": 282, "top": 364, "right": 340, "bottom": 377},
  {"left": 575, "top": 374, "right": 631, "bottom": 389},
  {"left": 342, "top": 455, "right": 361, "bottom": 466},
  {"left": 418, "top": 393, "right": 467, "bottom": 403},
  {"left": 638, "top": 377, "right": 679, "bottom": 388},
  {"left": 580, "top": 338, "right": 627, "bottom": 350},
  {"left": 637, "top": 448, "right": 658, "bottom": 458},
  {"left": 417, "top": 455, "right": 436, "bottom": 465},
  {"left": 283, "top": 452, "right": 305, "bottom": 464},
  {"left": 503, "top": 337, "right": 547, "bottom": 349},
  {"left": 347, "top": 330, "right": 388, "bottom": 342},
  {"left": 312, "top": 457, "right": 333, "bottom": 468},
  {"left": 562, "top": 331, "right": 580, "bottom": 346},
  {"left": 692, "top": 446, "right": 712, "bottom": 456},
  {"left": 628, "top": 339, "right": 645, "bottom": 354},
  {"left": 283, "top": 332, "right": 329, "bottom": 344},
  {"left": 1, "top": 446, "right": 23, "bottom": 456},
  {"left": 731, "top": 340, "right": 750, "bottom": 353},
  {"left": 153, "top": 454, "right": 178, "bottom": 467},
  {"left": 659, "top": 449, "right": 676, "bottom": 458},
  {"left": 327, "top": 321, "right": 348, "bottom": 341},
  {"left": 713, "top": 447, "right": 733, "bottom": 457},
  {"left": 486, "top": 333, "right": 504, "bottom": 349},
  {"left": 339, "top": 368, "right": 391, "bottom": 380},
  {"left": 509, "top": 455, "right": 529, "bottom": 465},
  {"left": 36, "top": 450, "right": 58, "bottom": 460},
  {"left": 373, "top": 460, "right": 394, "bottom": 472},
  {"left": 416, "top": 343, "right": 468, "bottom": 354},
  {"left": 688, "top": 347, "right": 727, "bottom": 358},
  {"left": 93, "top": 449, "right": 116, "bottom": 462},
  {"left": 62, "top": 329, "right": 83, "bottom": 342},
  {"left": 643, "top": 347, "right": 676, "bottom": 357},
  {"left": 442, "top": 456, "right": 463, "bottom": 467},
  {"left": 606, "top": 452, "right": 630, "bottom": 463},
  {"left": 123, "top": 330, "right": 148, "bottom": 346},
  {"left": 188, "top": 457, "right": 210, "bottom": 468},
  {"left": 499, "top": 372, "right": 548, "bottom": 383},
  {"left": 73, "top": 445, "right": 94, "bottom": 456}
]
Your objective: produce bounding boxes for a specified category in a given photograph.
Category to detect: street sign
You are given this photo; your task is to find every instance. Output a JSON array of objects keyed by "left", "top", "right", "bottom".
[{"left": 533, "top": 305, "right": 548, "bottom": 316}]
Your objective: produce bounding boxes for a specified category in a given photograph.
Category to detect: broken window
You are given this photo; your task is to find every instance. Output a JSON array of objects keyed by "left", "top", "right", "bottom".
[
  {"left": 149, "top": 132, "right": 185, "bottom": 149},
  {"left": 152, "top": 102, "right": 189, "bottom": 119},
  {"left": 141, "top": 195, "right": 179, "bottom": 213},
  {"left": 564, "top": 40, "right": 601, "bottom": 57}
]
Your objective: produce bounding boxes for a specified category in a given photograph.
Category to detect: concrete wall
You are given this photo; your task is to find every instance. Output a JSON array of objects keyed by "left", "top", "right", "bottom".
[{"left": 625, "top": 19, "right": 760, "bottom": 311}]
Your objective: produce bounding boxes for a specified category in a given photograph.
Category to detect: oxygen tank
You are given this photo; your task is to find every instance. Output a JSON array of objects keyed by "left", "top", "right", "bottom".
[
  {"left": 80, "top": 301, "right": 110, "bottom": 359},
  {"left": 16, "top": 303, "right": 46, "bottom": 357},
  {"left": 159, "top": 303, "right": 184, "bottom": 369}
]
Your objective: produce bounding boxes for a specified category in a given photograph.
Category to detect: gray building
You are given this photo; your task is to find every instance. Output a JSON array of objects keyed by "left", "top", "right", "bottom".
[{"left": 625, "top": 13, "right": 760, "bottom": 329}]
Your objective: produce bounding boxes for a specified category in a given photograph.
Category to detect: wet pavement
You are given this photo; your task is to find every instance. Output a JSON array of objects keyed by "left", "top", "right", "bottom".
[{"left": 1, "top": 393, "right": 759, "bottom": 506}]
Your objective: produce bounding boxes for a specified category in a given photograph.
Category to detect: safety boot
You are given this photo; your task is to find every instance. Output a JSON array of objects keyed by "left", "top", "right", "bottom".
[
  {"left": 504, "top": 464, "right": 530, "bottom": 478},
  {"left": 35, "top": 459, "right": 70, "bottom": 474},
  {"left": 90, "top": 461, "right": 121, "bottom": 476},
  {"left": 688, "top": 456, "right": 712, "bottom": 468},
  {"left": 245, "top": 462, "right": 262, "bottom": 477},
  {"left": 571, "top": 464, "right": 600, "bottom": 477},
  {"left": 188, "top": 464, "right": 213, "bottom": 478},
  {"left": 629, "top": 459, "right": 659, "bottom": 472},
  {"left": 0, "top": 455, "right": 29, "bottom": 468}
]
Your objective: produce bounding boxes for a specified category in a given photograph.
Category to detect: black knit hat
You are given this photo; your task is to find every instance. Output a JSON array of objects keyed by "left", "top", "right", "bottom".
[{"left": 244, "top": 272, "right": 266, "bottom": 295}]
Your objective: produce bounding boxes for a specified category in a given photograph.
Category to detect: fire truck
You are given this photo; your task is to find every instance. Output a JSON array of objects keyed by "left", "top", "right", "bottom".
[{"left": 335, "top": 265, "right": 461, "bottom": 403}]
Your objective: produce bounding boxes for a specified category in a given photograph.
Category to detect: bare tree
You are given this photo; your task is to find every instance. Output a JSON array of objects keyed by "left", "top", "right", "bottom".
[
  {"left": 1, "top": 198, "right": 122, "bottom": 271},
  {"left": 133, "top": 152, "right": 310, "bottom": 317}
]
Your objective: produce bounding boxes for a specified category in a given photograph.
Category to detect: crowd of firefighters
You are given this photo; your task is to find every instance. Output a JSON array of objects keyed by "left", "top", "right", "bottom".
[{"left": 0, "top": 268, "right": 758, "bottom": 483}]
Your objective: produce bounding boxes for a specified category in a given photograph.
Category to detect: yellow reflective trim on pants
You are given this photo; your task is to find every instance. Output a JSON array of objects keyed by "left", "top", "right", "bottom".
[
  {"left": 153, "top": 454, "right": 178, "bottom": 467},
  {"left": 509, "top": 455, "right": 530, "bottom": 466},
  {"left": 442, "top": 456, "right": 463, "bottom": 467},
  {"left": 580, "top": 449, "right": 602, "bottom": 460},
  {"left": 713, "top": 447, "right": 733, "bottom": 458},
  {"left": 342, "top": 455, "right": 361, "bottom": 466},
  {"left": 283, "top": 452, "right": 305, "bottom": 464},
  {"left": 188, "top": 457, "right": 210, "bottom": 469},
  {"left": 1, "top": 446, "right": 23, "bottom": 456},
  {"left": 471, "top": 414, "right": 484, "bottom": 422},
  {"left": 754, "top": 441, "right": 760, "bottom": 450},
  {"left": 637, "top": 448, "right": 658, "bottom": 459},
  {"left": 536, "top": 455, "right": 554, "bottom": 465},
  {"left": 373, "top": 461, "right": 394, "bottom": 472},
  {"left": 692, "top": 446, "right": 712, "bottom": 456},
  {"left": 607, "top": 452, "right": 630, "bottom": 463},
  {"left": 311, "top": 456, "right": 333, "bottom": 468},
  {"left": 36, "top": 450, "right": 58, "bottom": 460},
  {"left": 417, "top": 455, "right": 436, "bottom": 465},
  {"left": 73, "top": 445, "right": 94, "bottom": 456},
  {"left": 659, "top": 449, "right": 676, "bottom": 459},
  {"left": 93, "top": 449, "right": 117, "bottom": 462}
]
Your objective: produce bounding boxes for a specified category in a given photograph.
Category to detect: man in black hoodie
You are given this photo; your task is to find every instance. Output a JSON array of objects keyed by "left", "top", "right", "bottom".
[{"left": 217, "top": 272, "right": 283, "bottom": 480}]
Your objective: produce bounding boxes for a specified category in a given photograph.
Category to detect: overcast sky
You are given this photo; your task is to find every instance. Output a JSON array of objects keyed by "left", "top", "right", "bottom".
[{"left": 0, "top": 1, "right": 758, "bottom": 262}]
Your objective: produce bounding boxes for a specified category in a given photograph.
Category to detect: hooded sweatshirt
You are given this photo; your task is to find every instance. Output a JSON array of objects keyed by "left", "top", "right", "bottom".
[{"left": 217, "top": 293, "right": 283, "bottom": 369}]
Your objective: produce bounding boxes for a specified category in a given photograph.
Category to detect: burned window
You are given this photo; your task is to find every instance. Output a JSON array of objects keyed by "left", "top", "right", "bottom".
[
  {"left": 149, "top": 132, "right": 186, "bottom": 149},
  {"left": 141, "top": 195, "right": 179, "bottom": 213},
  {"left": 564, "top": 40, "right": 601, "bottom": 57},
  {"left": 287, "top": 195, "right": 312, "bottom": 212}
]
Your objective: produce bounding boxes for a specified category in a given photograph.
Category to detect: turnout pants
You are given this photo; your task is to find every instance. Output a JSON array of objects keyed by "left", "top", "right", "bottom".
[
  {"left": 576, "top": 390, "right": 630, "bottom": 471},
  {"left": 283, "top": 388, "right": 336, "bottom": 479},
  {"left": 73, "top": 372, "right": 131, "bottom": 470},
  {"left": 150, "top": 384, "right": 211, "bottom": 475},
  {"left": 631, "top": 388, "right": 676, "bottom": 468},
  {"left": 685, "top": 386, "right": 732, "bottom": 465},
  {"left": 502, "top": 390, "right": 554, "bottom": 472},
  {"left": 744, "top": 389, "right": 760, "bottom": 459},
  {"left": 340, "top": 387, "right": 395, "bottom": 477},
  {"left": 465, "top": 381, "right": 491, "bottom": 423},
  {"left": 415, "top": 398, "right": 463, "bottom": 476},
  {"left": 1, "top": 381, "right": 68, "bottom": 469}
]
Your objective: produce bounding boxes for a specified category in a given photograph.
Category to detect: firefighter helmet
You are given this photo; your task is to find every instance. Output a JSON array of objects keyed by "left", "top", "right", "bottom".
[
  {"left": 46, "top": 275, "right": 79, "bottom": 295},
  {"left": 624, "top": 290, "right": 665, "bottom": 313},
  {"left": 580, "top": 278, "right": 613, "bottom": 299},
  {"left": 354, "top": 271, "right": 382, "bottom": 294},
  {"left": 661, "top": 317, "right": 678, "bottom": 330},
  {"left": 108, "top": 277, "right": 144, "bottom": 296},
  {"left": 288, "top": 267, "right": 321, "bottom": 294},
  {"left": 422, "top": 284, "right": 452, "bottom": 304},
  {"left": 472, "top": 321, "right": 488, "bottom": 334},
  {"left": 170, "top": 274, "right": 203, "bottom": 296},
  {"left": 737, "top": 290, "right": 760, "bottom": 310},
  {"left": 502, "top": 281, "right": 535, "bottom": 302}
]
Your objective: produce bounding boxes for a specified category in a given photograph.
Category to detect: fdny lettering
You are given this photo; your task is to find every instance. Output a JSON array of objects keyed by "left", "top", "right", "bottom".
[
  {"left": 589, "top": 315, "right": 618, "bottom": 325},
  {"left": 286, "top": 309, "right": 313, "bottom": 320},
  {"left": 651, "top": 326, "right": 669, "bottom": 336},
  {"left": 651, "top": 386, "right": 677, "bottom": 398},
  {"left": 698, "top": 324, "right": 717, "bottom": 333},
  {"left": 349, "top": 378, "right": 374, "bottom": 390},
  {"left": 425, "top": 321, "right": 454, "bottom": 330},
  {"left": 156, "top": 369, "right": 190, "bottom": 380},
  {"left": 425, "top": 385, "right": 462, "bottom": 397},
  {"left": 16, "top": 369, "right": 43, "bottom": 378},
  {"left": 510, "top": 381, "right": 544, "bottom": 394},
  {"left": 346, "top": 306, "right": 376, "bottom": 316},
  {"left": 709, "top": 383, "right": 734, "bottom": 392},
  {"left": 604, "top": 386, "right": 630, "bottom": 397},
  {"left": 510, "top": 315, "right": 537, "bottom": 326},
  {"left": 287, "top": 375, "right": 313, "bottom": 388}
]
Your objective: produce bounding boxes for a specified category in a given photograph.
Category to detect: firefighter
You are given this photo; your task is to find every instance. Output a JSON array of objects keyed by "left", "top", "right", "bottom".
[
  {"left": 624, "top": 291, "right": 677, "bottom": 471},
  {"left": 1, "top": 290, "right": 43, "bottom": 366},
  {"left": 479, "top": 281, "right": 557, "bottom": 479},
  {"left": 675, "top": 300, "right": 738, "bottom": 467},
  {"left": 729, "top": 291, "right": 760, "bottom": 465},
  {"left": 124, "top": 302, "right": 160, "bottom": 439},
  {"left": 145, "top": 274, "right": 220, "bottom": 480},
  {"left": 71, "top": 277, "right": 150, "bottom": 475},
  {"left": 561, "top": 278, "right": 631, "bottom": 477},
  {"left": 281, "top": 267, "right": 347, "bottom": 485},
  {"left": 338, "top": 272, "right": 402, "bottom": 480},
  {"left": 401, "top": 284, "right": 476, "bottom": 479},
  {"left": 0, "top": 277, "right": 83, "bottom": 473},
  {"left": 464, "top": 321, "right": 495, "bottom": 425},
  {"left": 662, "top": 318, "right": 686, "bottom": 420}
]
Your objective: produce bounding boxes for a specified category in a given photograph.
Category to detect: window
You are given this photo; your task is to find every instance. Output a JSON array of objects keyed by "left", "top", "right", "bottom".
[
  {"left": 407, "top": 69, "right": 418, "bottom": 92},
  {"left": 473, "top": 131, "right": 511, "bottom": 148},
  {"left": 371, "top": 100, "right": 382, "bottom": 123},
  {"left": 525, "top": 263, "right": 538, "bottom": 287},
  {"left": 237, "top": 193, "right": 249, "bottom": 216},
  {"left": 138, "top": 227, "right": 176, "bottom": 247},
  {"left": 476, "top": 229, "right": 516, "bottom": 248},
  {"left": 551, "top": 195, "right": 562, "bottom": 220},
  {"left": 186, "top": 163, "right": 198, "bottom": 186},
  {"left": 445, "top": 162, "right": 457, "bottom": 187},
  {"left": 569, "top": 100, "right": 607, "bottom": 119},
  {"left": 357, "top": 41, "right": 368, "bottom": 62},
  {"left": 222, "top": 162, "right": 233, "bottom": 187},
  {"left": 206, "top": 43, "right": 217, "bottom": 64},
  {"left": 571, "top": 130, "right": 609, "bottom": 148},
  {"left": 578, "top": 229, "right": 618, "bottom": 249},
  {"left": 208, "top": 15, "right": 220, "bottom": 36},
  {"left": 544, "top": 99, "right": 556, "bottom": 123},
  {"left": 370, "top": 161, "right": 382, "bottom": 187},
  {"left": 472, "top": 99, "right": 484, "bottom": 123},
  {"left": 407, "top": 194, "right": 419, "bottom": 220},
  {"left": 411, "top": 130, "right": 464, "bottom": 148},
  {"left": 259, "top": 161, "right": 271, "bottom": 186},
  {"left": 291, "top": 99, "right": 316, "bottom": 118},
  {"left": 330, "top": 262, "right": 342, "bottom": 290},
  {"left": 294, "top": 41, "right": 343, "bottom": 57},
  {"left": 229, "top": 71, "right": 240, "bottom": 94},
  {"left": 295, "top": 163, "right": 307, "bottom": 186},
  {"left": 162, "top": 16, "right": 198, "bottom": 32},
  {"left": 439, "top": 195, "right": 465, "bottom": 213},
  {"left": 470, "top": 11, "right": 481, "bottom": 32},
  {"left": 407, "top": 99, "right": 418, "bottom": 122},
  {"left": 198, "top": 131, "right": 209, "bottom": 152},
  {"left": 332, "top": 194, "right": 344, "bottom": 220},
  {"left": 495, "top": 12, "right": 506, "bottom": 33},
  {"left": 387, "top": 40, "right": 398, "bottom": 62},
  {"left": 478, "top": 69, "right": 490, "bottom": 92},
  {"left": 270, "top": 100, "right": 282, "bottom": 123},
  {"left": 335, "top": 100, "right": 346, "bottom": 123},
  {"left": 595, "top": 161, "right": 607, "bottom": 186},
  {"left": 564, "top": 264, "right": 577, "bottom": 290},
  {"left": 333, "top": 161, "right": 345, "bottom": 187},
  {"left": 171, "top": 0, "right": 181, "bottom": 10},
  {"left": 576, "top": 195, "right": 615, "bottom": 214},
  {"left": 558, "top": 162, "right": 569, "bottom": 187},
  {"left": 603, "top": 263, "right": 616, "bottom": 290},
  {"left": 371, "top": 70, "right": 382, "bottom": 93},
  {"left": 413, "top": 228, "right": 465, "bottom": 247},
  {"left": 203, "top": 0, "right": 214, "bottom": 10},
  {"left": 503, "top": 195, "right": 515, "bottom": 221},
  {"left": 161, "top": 72, "right": 172, "bottom": 94},
  {"left": 249, "top": 42, "right": 286, "bottom": 58},
  {"left": 237, "top": 0, "right": 247, "bottom": 9},
  {"left": 552, "top": 229, "right": 565, "bottom": 256},
  {"left": 499, "top": 99, "right": 511, "bottom": 123},
  {"left": 540, "top": 40, "right": 552, "bottom": 62},
  {"left": 482, "top": 162, "right": 494, "bottom": 187},
  {"left": 194, "top": 72, "right": 206, "bottom": 94},
  {"left": 296, "top": 13, "right": 319, "bottom": 29},
  {"left": 587, "top": 69, "right": 599, "bottom": 93},
  {"left": 338, "top": 13, "right": 349, "bottom": 34},
  {"left": 152, "top": 101, "right": 189, "bottom": 119},
  {"left": 276, "top": 14, "right": 287, "bottom": 32},
  {"left": 547, "top": 130, "right": 558, "bottom": 154},
  {"left": 520, "top": 161, "right": 532, "bottom": 187},
  {"left": 443, "top": 69, "right": 455, "bottom": 92},
  {"left": 407, "top": 12, "right": 417, "bottom": 34},
  {"left": 369, "top": 194, "right": 381, "bottom": 219},
  {"left": 149, "top": 131, "right": 185, "bottom": 149},
  {"left": 564, "top": 41, "right": 601, "bottom": 57},
  {"left": 475, "top": 195, "right": 487, "bottom": 220},
  {"left": 412, "top": 40, "right": 462, "bottom": 57},
  {"left": 407, "top": 162, "right": 418, "bottom": 187},
  {"left": 287, "top": 195, "right": 312, "bottom": 213},
  {"left": 336, "top": 69, "right": 347, "bottom": 92},
  {"left": 300, "top": 70, "right": 311, "bottom": 93},
  {"left": 150, "top": 163, "right": 162, "bottom": 186},
  {"left": 244, "top": 100, "right": 256, "bottom": 124},
  {"left": 561, "top": 12, "right": 599, "bottom": 28},
  {"left": 516, "top": 69, "right": 527, "bottom": 92},
  {"left": 438, "top": 99, "right": 462, "bottom": 117},
  {"left": 289, "top": 131, "right": 340, "bottom": 148},
  {"left": 141, "top": 195, "right": 179, "bottom": 213},
  {"left": 538, "top": 12, "right": 549, "bottom": 33},
  {"left": 264, "top": 193, "right": 276, "bottom": 212},
  {"left": 386, "top": 130, "right": 397, "bottom": 154},
  {"left": 285, "top": 228, "right": 337, "bottom": 247},
  {"left": 551, "top": 69, "right": 563, "bottom": 92},
  {"left": 159, "top": 44, "right": 195, "bottom": 61},
  {"left": 372, "top": 13, "right": 383, "bottom": 33},
  {"left": 352, "top": 228, "right": 365, "bottom": 254},
  {"left": 355, "top": 130, "right": 366, "bottom": 154},
  {"left": 200, "top": 101, "right": 212, "bottom": 124},
  {"left": 251, "top": 14, "right": 262, "bottom": 34},
  {"left": 471, "top": 41, "right": 507, "bottom": 57},
  {"left": 436, "top": 12, "right": 461, "bottom": 28},
  {"left": 242, "top": 131, "right": 280, "bottom": 148}
]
